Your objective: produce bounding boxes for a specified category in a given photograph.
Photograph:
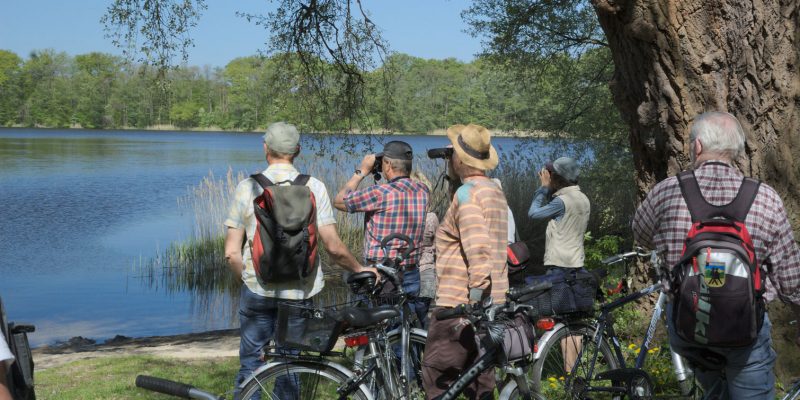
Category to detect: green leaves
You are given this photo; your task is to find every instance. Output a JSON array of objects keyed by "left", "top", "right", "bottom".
[{"left": 101, "top": 0, "right": 207, "bottom": 71}]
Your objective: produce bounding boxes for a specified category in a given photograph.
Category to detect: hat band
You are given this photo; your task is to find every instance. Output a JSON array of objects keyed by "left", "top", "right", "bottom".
[{"left": 458, "top": 135, "right": 490, "bottom": 160}]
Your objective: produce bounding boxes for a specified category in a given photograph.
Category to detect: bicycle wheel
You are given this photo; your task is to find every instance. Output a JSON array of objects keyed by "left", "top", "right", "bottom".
[
  {"left": 238, "top": 360, "right": 369, "bottom": 400},
  {"left": 388, "top": 328, "right": 428, "bottom": 393},
  {"left": 531, "top": 323, "right": 621, "bottom": 399}
]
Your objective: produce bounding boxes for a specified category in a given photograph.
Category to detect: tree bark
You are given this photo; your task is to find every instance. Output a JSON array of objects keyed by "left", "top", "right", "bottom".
[
  {"left": 592, "top": 0, "right": 800, "bottom": 220},
  {"left": 592, "top": 0, "right": 800, "bottom": 384}
]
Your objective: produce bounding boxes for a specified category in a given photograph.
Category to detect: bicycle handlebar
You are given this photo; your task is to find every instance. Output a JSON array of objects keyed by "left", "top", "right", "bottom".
[
  {"left": 437, "top": 281, "right": 553, "bottom": 322},
  {"left": 135, "top": 375, "right": 222, "bottom": 400},
  {"left": 380, "top": 233, "right": 415, "bottom": 265},
  {"left": 601, "top": 247, "right": 651, "bottom": 265},
  {"left": 506, "top": 281, "right": 553, "bottom": 302}
]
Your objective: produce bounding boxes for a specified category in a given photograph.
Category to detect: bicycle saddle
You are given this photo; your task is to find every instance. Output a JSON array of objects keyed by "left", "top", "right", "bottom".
[
  {"left": 339, "top": 305, "right": 399, "bottom": 328},
  {"left": 346, "top": 271, "right": 377, "bottom": 284}
]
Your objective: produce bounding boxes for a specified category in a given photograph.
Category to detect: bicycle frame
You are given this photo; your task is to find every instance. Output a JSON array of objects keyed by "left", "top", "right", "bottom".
[{"left": 564, "top": 280, "right": 692, "bottom": 396}]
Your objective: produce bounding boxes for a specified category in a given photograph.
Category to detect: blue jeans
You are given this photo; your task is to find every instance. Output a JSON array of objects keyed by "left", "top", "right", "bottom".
[
  {"left": 402, "top": 268, "right": 429, "bottom": 327},
  {"left": 234, "top": 285, "right": 311, "bottom": 400},
  {"left": 667, "top": 303, "right": 776, "bottom": 399}
]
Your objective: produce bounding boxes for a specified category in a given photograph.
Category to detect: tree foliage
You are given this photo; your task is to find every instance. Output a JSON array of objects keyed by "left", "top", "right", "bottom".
[{"left": 101, "top": 0, "right": 207, "bottom": 70}]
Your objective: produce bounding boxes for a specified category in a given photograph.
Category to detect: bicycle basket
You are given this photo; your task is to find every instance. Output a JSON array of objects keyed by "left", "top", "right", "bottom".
[{"left": 275, "top": 303, "right": 346, "bottom": 353}]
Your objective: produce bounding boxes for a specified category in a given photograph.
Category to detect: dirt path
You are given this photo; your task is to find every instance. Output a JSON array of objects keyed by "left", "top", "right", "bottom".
[{"left": 32, "top": 329, "right": 240, "bottom": 371}]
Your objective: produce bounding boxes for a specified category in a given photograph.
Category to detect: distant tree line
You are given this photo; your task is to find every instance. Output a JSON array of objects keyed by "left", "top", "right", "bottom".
[{"left": 0, "top": 48, "right": 621, "bottom": 136}]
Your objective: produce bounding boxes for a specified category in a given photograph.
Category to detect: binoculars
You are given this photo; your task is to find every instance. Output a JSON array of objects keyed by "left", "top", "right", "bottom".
[{"left": 427, "top": 147, "right": 453, "bottom": 159}]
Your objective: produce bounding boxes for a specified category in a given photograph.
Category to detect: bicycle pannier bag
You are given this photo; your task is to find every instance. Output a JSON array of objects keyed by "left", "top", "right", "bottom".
[
  {"left": 249, "top": 174, "right": 318, "bottom": 285},
  {"left": 501, "top": 313, "right": 536, "bottom": 360},
  {"left": 671, "top": 171, "right": 765, "bottom": 347},
  {"left": 524, "top": 268, "right": 598, "bottom": 316}
]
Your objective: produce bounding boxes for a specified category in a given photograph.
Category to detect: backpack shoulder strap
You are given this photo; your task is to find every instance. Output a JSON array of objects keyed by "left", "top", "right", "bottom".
[
  {"left": 677, "top": 170, "right": 710, "bottom": 221},
  {"left": 678, "top": 171, "right": 761, "bottom": 222},
  {"left": 727, "top": 177, "right": 761, "bottom": 221},
  {"left": 292, "top": 174, "right": 311, "bottom": 186},
  {"left": 250, "top": 173, "right": 274, "bottom": 189}
]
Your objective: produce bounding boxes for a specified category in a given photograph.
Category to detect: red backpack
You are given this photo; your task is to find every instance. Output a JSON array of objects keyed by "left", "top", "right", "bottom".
[
  {"left": 671, "top": 170, "right": 765, "bottom": 347},
  {"left": 249, "top": 174, "right": 318, "bottom": 285}
]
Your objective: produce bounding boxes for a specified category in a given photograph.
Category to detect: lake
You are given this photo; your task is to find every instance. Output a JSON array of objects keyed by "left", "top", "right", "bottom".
[{"left": 0, "top": 128, "right": 549, "bottom": 346}]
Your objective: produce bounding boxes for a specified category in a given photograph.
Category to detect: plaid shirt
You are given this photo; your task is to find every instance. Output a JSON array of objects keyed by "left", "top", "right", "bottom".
[
  {"left": 632, "top": 160, "right": 800, "bottom": 307},
  {"left": 344, "top": 177, "right": 429, "bottom": 266}
]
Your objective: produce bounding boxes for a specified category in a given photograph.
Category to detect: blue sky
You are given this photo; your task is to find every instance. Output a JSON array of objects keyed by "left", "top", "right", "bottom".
[{"left": 0, "top": 0, "right": 483, "bottom": 67}]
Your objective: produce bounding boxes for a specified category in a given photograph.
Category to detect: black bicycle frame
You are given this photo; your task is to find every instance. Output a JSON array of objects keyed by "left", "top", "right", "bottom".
[{"left": 574, "top": 282, "right": 664, "bottom": 394}]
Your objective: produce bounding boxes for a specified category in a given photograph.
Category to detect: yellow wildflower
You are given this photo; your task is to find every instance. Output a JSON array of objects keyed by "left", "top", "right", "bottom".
[
  {"left": 548, "top": 377, "right": 557, "bottom": 383},
  {"left": 627, "top": 343, "right": 637, "bottom": 350},
  {"left": 550, "top": 383, "right": 558, "bottom": 389}
]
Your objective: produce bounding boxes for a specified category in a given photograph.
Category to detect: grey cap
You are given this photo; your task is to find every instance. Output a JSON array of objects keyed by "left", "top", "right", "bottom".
[
  {"left": 263, "top": 122, "right": 300, "bottom": 154},
  {"left": 547, "top": 157, "right": 580, "bottom": 183},
  {"left": 376, "top": 140, "right": 413, "bottom": 160}
]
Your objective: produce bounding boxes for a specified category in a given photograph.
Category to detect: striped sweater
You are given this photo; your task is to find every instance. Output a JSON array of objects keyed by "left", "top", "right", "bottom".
[{"left": 434, "top": 177, "right": 509, "bottom": 307}]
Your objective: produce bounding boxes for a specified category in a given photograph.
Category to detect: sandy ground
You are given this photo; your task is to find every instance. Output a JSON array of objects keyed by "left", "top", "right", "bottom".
[{"left": 31, "top": 329, "right": 240, "bottom": 371}]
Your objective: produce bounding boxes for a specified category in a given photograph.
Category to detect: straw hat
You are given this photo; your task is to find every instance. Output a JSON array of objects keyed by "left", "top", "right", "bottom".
[{"left": 446, "top": 124, "right": 499, "bottom": 170}]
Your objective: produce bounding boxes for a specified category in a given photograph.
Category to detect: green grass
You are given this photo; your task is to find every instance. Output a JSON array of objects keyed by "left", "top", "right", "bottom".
[{"left": 36, "top": 355, "right": 238, "bottom": 400}]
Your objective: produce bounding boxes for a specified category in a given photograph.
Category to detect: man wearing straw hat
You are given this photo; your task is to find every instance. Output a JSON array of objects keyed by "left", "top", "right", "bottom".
[{"left": 422, "top": 124, "right": 509, "bottom": 400}]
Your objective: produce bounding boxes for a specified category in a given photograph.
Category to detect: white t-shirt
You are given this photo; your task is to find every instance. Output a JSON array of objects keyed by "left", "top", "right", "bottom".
[
  {"left": 224, "top": 163, "right": 336, "bottom": 299},
  {"left": 0, "top": 334, "right": 14, "bottom": 369}
]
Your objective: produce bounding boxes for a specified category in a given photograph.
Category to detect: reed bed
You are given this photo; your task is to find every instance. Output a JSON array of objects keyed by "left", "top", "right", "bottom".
[{"left": 137, "top": 139, "right": 634, "bottom": 323}]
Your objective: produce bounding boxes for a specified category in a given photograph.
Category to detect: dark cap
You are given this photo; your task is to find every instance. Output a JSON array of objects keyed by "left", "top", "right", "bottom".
[{"left": 376, "top": 140, "right": 413, "bottom": 160}]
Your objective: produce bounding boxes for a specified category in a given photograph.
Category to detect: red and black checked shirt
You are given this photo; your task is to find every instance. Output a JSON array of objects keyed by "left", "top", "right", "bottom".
[
  {"left": 344, "top": 177, "right": 429, "bottom": 266},
  {"left": 632, "top": 161, "right": 800, "bottom": 307}
]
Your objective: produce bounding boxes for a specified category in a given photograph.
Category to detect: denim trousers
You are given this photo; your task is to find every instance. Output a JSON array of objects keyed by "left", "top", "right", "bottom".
[
  {"left": 402, "top": 268, "right": 429, "bottom": 326},
  {"left": 234, "top": 285, "right": 311, "bottom": 400},
  {"left": 667, "top": 303, "right": 777, "bottom": 399}
]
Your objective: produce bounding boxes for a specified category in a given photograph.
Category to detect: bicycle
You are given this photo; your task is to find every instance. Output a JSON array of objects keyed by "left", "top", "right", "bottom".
[
  {"left": 429, "top": 282, "right": 554, "bottom": 400},
  {"left": 135, "top": 280, "right": 553, "bottom": 400},
  {"left": 135, "top": 233, "right": 426, "bottom": 400},
  {"left": 529, "top": 248, "right": 695, "bottom": 399},
  {"left": 1, "top": 296, "right": 36, "bottom": 400}
]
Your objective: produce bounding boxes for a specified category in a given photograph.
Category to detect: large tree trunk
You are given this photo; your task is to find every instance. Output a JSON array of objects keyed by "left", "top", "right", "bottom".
[{"left": 591, "top": 0, "right": 799, "bottom": 386}]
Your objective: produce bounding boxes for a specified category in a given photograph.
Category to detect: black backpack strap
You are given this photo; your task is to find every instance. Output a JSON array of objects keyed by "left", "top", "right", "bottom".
[
  {"left": 677, "top": 170, "right": 761, "bottom": 222},
  {"left": 250, "top": 173, "right": 274, "bottom": 189},
  {"left": 677, "top": 171, "right": 707, "bottom": 222},
  {"left": 292, "top": 174, "right": 311, "bottom": 186},
  {"left": 728, "top": 177, "right": 760, "bottom": 221}
]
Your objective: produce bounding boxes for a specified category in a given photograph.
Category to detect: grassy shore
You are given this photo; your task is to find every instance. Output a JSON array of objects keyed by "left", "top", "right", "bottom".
[{"left": 36, "top": 355, "right": 238, "bottom": 399}]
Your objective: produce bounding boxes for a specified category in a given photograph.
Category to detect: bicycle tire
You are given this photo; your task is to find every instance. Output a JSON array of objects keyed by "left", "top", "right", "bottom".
[
  {"left": 532, "top": 322, "right": 621, "bottom": 399},
  {"left": 386, "top": 328, "right": 427, "bottom": 398},
  {"left": 238, "top": 360, "right": 369, "bottom": 400}
]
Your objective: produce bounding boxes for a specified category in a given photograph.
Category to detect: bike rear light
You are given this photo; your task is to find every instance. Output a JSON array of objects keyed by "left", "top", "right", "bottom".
[
  {"left": 344, "top": 335, "right": 369, "bottom": 347},
  {"left": 536, "top": 318, "right": 555, "bottom": 331}
]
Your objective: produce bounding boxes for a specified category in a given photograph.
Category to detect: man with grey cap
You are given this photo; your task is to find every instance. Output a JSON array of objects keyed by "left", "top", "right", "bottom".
[
  {"left": 224, "top": 122, "right": 365, "bottom": 398},
  {"left": 528, "top": 156, "right": 590, "bottom": 271},
  {"left": 334, "top": 140, "right": 430, "bottom": 322}
]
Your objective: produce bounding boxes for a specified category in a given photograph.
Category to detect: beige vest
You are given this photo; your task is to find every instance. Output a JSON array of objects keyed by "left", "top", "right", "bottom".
[{"left": 543, "top": 185, "right": 590, "bottom": 268}]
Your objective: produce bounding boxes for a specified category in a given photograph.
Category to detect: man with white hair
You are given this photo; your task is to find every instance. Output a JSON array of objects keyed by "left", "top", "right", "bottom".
[{"left": 633, "top": 111, "right": 800, "bottom": 399}]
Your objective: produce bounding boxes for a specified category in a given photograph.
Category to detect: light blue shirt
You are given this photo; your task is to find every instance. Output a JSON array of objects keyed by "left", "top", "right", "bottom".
[{"left": 528, "top": 187, "right": 566, "bottom": 221}]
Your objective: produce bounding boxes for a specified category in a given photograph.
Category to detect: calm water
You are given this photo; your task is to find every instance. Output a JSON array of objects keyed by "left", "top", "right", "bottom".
[{"left": 0, "top": 128, "right": 546, "bottom": 346}]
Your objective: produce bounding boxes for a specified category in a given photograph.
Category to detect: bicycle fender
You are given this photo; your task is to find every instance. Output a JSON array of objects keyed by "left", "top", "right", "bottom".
[
  {"left": 532, "top": 322, "right": 568, "bottom": 361},
  {"left": 387, "top": 326, "right": 428, "bottom": 341},
  {"left": 245, "top": 359, "right": 376, "bottom": 400}
]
